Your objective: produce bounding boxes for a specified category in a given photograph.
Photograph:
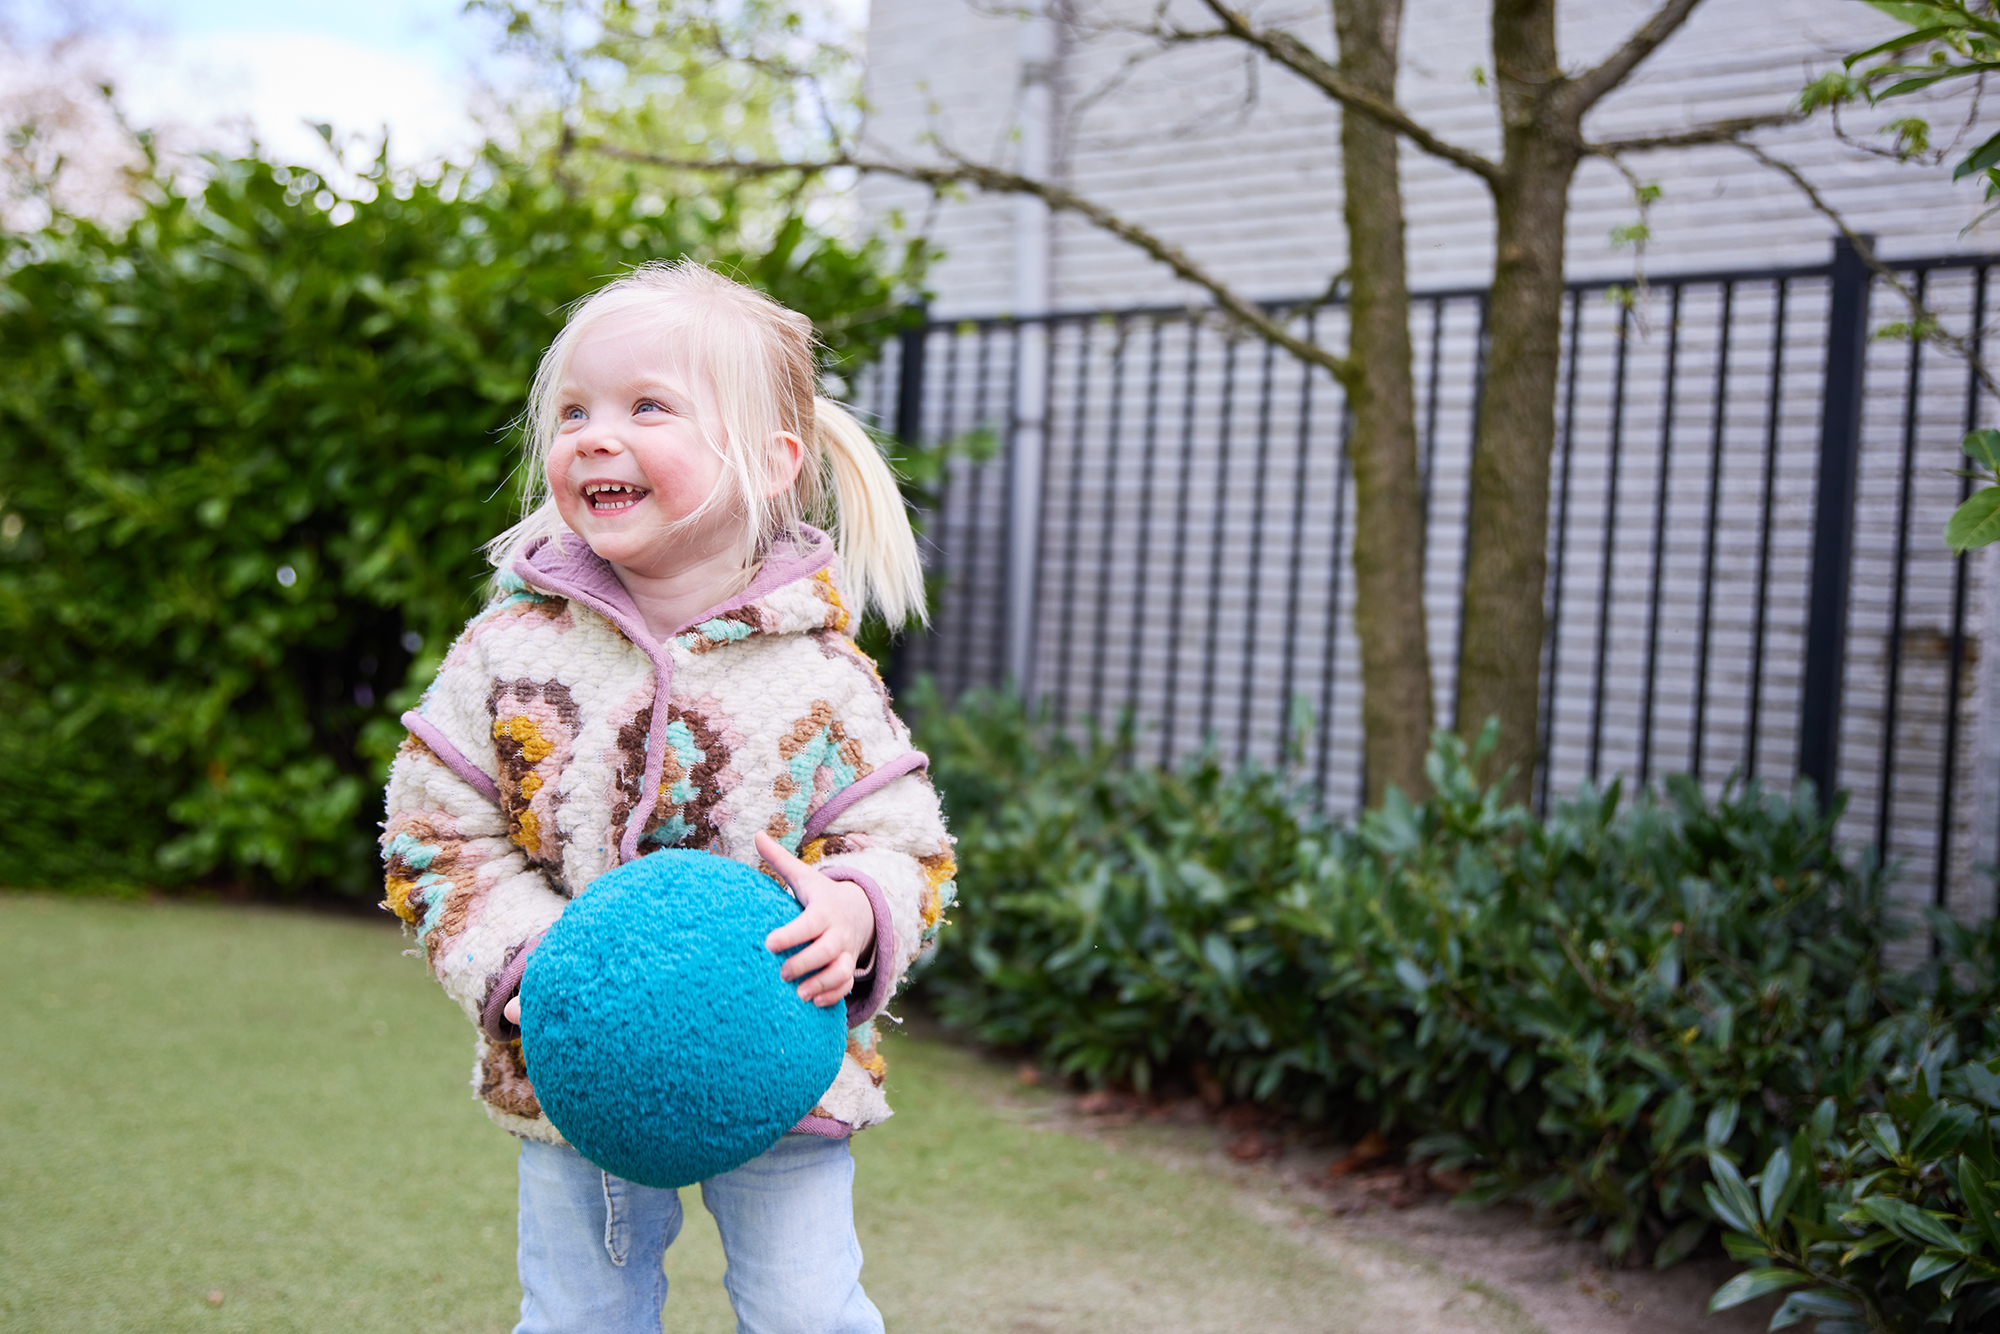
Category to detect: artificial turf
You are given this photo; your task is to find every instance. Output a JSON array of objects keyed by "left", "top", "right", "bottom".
[{"left": 1, "top": 893, "right": 1512, "bottom": 1333}]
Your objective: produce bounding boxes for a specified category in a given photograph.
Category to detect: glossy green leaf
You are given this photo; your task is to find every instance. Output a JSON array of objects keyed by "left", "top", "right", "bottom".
[
  {"left": 1946, "top": 487, "right": 2000, "bottom": 553},
  {"left": 1759, "top": 1144, "right": 1793, "bottom": 1226},
  {"left": 1770, "top": 1289, "right": 1863, "bottom": 1328},
  {"left": 1652, "top": 1086, "right": 1694, "bottom": 1153},
  {"left": 1845, "top": 21, "right": 1959, "bottom": 67},
  {"left": 1707, "top": 1099, "right": 1741, "bottom": 1149},
  {"left": 1962, "top": 428, "right": 2000, "bottom": 473},
  {"left": 1708, "top": 1152, "right": 1762, "bottom": 1234},
  {"left": 1961, "top": 1156, "right": 2000, "bottom": 1255},
  {"left": 1959, "top": 128, "right": 2000, "bottom": 181},
  {"left": 1722, "top": 1229, "right": 1773, "bottom": 1263},
  {"left": 1860, "top": 1196, "right": 1966, "bottom": 1253},
  {"left": 1707, "top": 1267, "right": 1809, "bottom": 1312},
  {"left": 1860, "top": 1112, "right": 1904, "bottom": 1161},
  {"left": 1910, "top": 1249, "right": 1962, "bottom": 1284}
]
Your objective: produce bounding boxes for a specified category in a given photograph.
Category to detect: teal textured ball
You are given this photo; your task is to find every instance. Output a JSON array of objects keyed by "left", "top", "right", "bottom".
[{"left": 520, "top": 849, "right": 847, "bottom": 1188}]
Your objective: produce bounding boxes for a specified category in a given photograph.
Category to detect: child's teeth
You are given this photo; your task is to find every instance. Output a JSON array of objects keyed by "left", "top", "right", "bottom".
[{"left": 587, "top": 484, "right": 643, "bottom": 510}]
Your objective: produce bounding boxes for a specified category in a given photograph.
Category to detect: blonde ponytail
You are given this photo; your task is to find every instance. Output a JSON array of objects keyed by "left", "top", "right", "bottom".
[{"left": 815, "top": 398, "right": 927, "bottom": 628}]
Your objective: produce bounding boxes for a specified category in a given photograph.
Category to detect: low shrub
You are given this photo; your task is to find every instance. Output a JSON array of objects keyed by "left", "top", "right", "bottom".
[
  {"left": 1704, "top": 917, "right": 2000, "bottom": 1332},
  {"left": 911, "top": 683, "right": 2000, "bottom": 1297}
]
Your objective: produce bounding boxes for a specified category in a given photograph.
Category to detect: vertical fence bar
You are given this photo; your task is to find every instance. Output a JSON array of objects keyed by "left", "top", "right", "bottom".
[
  {"left": 1198, "top": 337, "right": 1240, "bottom": 745},
  {"left": 1088, "top": 322, "right": 1129, "bottom": 728},
  {"left": 1052, "top": 320, "right": 1094, "bottom": 723},
  {"left": 1278, "top": 310, "right": 1320, "bottom": 763},
  {"left": 997, "top": 321, "right": 1026, "bottom": 691},
  {"left": 954, "top": 329, "right": 994, "bottom": 695},
  {"left": 1450, "top": 296, "right": 1491, "bottom": 729},
  {"left": 1421, "top": 297, "right": 1445, "bottom": 517},
  {"left": 1691, "top": 281, "right": 1735, "bottom": 781},
  {"left": 1161, "top": 321, "right": 1203, "bottom": 765},
  {"left": 915, "top": 326, "right": 958, "bottom": 690},
  {"left": 1938, "top": 264, "right": 1988, "bottom": 915},
  {"left": 1799, "top": 235, "right": 1873, "bottom": 801},
  {"left": 894, "top": 316, "right": 927, "bottom": 446},
  {"left": 1589, "top": 300, "right": 1634, "bottom": 784},
  {"left": 1021, "top": 317, "right": 1060, "bottom": 701},
  {"left": 1539, "top": 288, "right": 1585, "bottom": 815},
  {"left": 1876, "top": 269, "right": 1930, "bottom": 852},
  {"left": 1316, "top": 404, "right": 1354, "bottom": 800},
  {"left": 1238, "top": 336, "right": 1280, "bottom": 764},
  {"left": 1747, "top": 279, "right": 1790, "bottom": 777},
  {"left": 887, "top": 318, "right": 929, "bottom": 697},
  {"left": 1124, "top": 320, "right": 1167, "bottom": 729},
  {"left": 1638, "top": 284, "right": 1684, "bottom": 785}
]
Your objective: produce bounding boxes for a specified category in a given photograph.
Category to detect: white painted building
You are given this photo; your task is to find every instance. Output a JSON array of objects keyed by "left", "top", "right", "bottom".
[{"left": 855, "top": 0, "right": 1999, "bottom": 929}]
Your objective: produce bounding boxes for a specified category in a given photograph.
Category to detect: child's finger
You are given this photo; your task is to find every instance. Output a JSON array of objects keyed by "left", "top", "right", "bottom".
[
  {"left": 754, "top": 831, "right": 810, "bottom": 895},
  {"left": 780, "top": 932, "right": 842, "bottom": 982},
  {"left": 765, "top": 906, "right": 821, "bottom": 954},
  {"left": 797, "top": 955, "right": 855, "bottom": 1006}
]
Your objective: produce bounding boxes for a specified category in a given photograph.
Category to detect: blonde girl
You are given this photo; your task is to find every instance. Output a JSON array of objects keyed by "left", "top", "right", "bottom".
[{"left": 379, "top": 261, "right": 955, "bottom": 1334}]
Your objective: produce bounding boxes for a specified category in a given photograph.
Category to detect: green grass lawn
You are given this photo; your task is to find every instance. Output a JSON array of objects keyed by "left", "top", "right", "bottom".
[{"left": 1, "top": 894, "right": 1518, "bottom": 1333}]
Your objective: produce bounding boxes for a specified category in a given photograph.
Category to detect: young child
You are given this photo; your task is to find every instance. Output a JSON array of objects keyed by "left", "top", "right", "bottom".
[{"left": 378, "top": 261, "right": 956, "bottom": 1333}]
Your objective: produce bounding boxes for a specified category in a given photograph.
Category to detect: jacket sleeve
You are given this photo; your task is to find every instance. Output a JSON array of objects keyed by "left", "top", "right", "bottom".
[
  {"left": 379, "top": 643, "right": 568, "bottom": 1041},
  {"left": 797, "top": 698, "right": 957, "bottom": 1026}
]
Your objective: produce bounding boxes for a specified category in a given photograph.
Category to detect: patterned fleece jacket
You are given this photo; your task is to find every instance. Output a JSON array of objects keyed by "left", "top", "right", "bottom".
[{"left": 379, "top": 525, "right": 956, "bottom": 1143}]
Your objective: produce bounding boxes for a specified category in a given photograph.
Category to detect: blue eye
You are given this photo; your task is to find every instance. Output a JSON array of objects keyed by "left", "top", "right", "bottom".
[
  {"left": 635, "top": 399, "right": 668, "bottom": 415},
  {"left": 561, "top": 405, "right": 587, "bottom": 422}
]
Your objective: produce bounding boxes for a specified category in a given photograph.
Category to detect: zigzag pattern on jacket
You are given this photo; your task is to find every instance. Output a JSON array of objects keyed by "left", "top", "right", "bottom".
[{"left": 380, "top": 526, "right": 956, "bottom": 1144}]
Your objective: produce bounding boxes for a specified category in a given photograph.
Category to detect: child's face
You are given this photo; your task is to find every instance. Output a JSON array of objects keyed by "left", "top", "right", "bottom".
[{"left": 547, "top": 312, "right": 738, "bottom": 580}]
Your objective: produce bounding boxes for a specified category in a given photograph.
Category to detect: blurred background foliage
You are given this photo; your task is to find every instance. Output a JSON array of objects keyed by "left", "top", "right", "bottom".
[{"left": 0, "top": 140, "right": 919, "bottom": 896}]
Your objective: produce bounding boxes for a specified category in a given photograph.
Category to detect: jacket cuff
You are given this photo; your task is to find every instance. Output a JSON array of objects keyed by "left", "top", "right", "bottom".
[
  {"left": 479, "top": 929, "right": 547, "bottom": 1043},
  {"left": 819, "top": 866, "right": 896, "bottom": 1025}
]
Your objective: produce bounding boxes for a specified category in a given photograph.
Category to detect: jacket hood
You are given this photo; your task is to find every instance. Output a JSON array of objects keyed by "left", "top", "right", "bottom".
[{"left": 508, "top": 524, "right": 853, "bottom": 655}]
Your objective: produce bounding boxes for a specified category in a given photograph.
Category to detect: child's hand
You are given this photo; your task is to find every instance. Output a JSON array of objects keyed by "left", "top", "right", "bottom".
[
  {"left": 757, "top": 831, "right": 876, "bottom": 1007},
  {"left": 504, "top": 995, "right": 522, "bottom": 1026}
]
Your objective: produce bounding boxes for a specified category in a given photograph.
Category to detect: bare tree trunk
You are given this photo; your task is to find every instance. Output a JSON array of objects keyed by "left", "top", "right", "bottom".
[
  {"left": 1332, "top": 0, "right": 1433, "bottom": 804},
  {"left": 1454, "top": 0, "right": 1580, "bottom": 801}
]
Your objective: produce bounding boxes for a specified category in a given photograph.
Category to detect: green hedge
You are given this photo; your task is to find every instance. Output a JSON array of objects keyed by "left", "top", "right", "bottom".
[
  {"left": 911, "top": 685, "right": 2000, "bottom": 1327},
  {"left": 0, "top": 151, "right": 912, "bottom": 895}
]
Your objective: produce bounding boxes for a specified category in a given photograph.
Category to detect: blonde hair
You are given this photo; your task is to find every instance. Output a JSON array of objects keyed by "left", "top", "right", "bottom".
[{"left": 486, "top": 260, "right": 927, "bottom": 626}]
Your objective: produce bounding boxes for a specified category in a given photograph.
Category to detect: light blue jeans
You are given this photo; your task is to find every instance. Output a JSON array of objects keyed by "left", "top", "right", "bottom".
[{"left": 513, "top": 1134, "right": 884, "bottom": 1334}]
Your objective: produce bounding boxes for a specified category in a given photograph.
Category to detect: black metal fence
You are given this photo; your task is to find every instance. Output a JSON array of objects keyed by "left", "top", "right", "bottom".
[{"left": 860, "top": 240, "right": 1998, "bottom": 923}]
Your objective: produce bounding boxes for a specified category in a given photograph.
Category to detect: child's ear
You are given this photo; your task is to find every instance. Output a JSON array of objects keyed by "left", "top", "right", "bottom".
[{"left": 764, "top": 431, "right": 806, "bottom": 498}]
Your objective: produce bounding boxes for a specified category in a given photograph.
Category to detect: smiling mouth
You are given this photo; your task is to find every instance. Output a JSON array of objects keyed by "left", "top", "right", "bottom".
[{"left": 582, "top": 482, "right": 649, "bottom": 512}]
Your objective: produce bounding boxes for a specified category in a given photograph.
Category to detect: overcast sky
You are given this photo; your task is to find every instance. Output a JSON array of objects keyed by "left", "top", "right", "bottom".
[{"left": 15, "top": 0, "right": 506, "bottom": 170}]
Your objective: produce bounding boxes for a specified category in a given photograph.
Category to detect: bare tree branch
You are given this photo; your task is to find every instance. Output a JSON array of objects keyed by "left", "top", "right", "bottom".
[
  {"left": 1735, "top": 140, "right": 2000, "bottom": 400},
  {"left": 1586, "top": 110, "right": 1802, "bottom": 155},
  {"left": 589, "top": 141, "right": 1358, "bottom": 384},
  {"left": 1189, "top": 0, "right": 1504, "bottom": 186},
  {"left": 1564, "top": 0, "right": 1704, "bottom": 119}
]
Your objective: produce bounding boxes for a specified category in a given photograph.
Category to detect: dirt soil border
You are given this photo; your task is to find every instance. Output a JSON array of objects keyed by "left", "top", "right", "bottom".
[{"left": 959, "top": 1034, "right": 1782, "bottom": 1334}]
